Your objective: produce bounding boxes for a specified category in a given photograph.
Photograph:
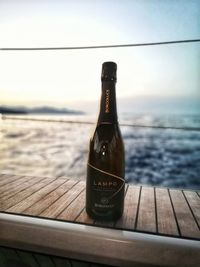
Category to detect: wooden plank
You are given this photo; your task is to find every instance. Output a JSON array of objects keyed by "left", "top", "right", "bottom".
[
  {"left": 0, "top": 247, "right": 21, "bottom": 264},
  {"left": 33, "top": 253, "right": 55, "bottom": 267},
  {"left": 7, "top": 178, "right": 66, "bottom": 213},
  {"left": 23, "top": 179, "right": 77, "bottom": 216},
  {"left": 116, "top": 185, "right": 140, "bottom": 230},
  {"left": 40, "top": 181, "right": 85, "bottom": 218},
  {"left": 0, "top": 175, "right": 45, "bottom": 199},
  {"left": 0, "top": 176, "right": 28, "bottom": 194},
  {"left": 0, "top": 247, "right": 7, "bottom": 267},
  {"left": 16, "top": 250, "right": 40, "bottom": 267},
  {"left": 57, "top": 189, "right": 86, "bottom": 221},
  {"left": 0, "top": 178, "right": 55, "bottom": 210},
  {"left": 169, "top": 189, "right": 200, "bottom": 239},
  {"left": 75, "top": 208, "right": 94, "bottom": 225},
  {"left": 183, "top": 190, "right": 200, "bottom": 228},
  {"left": 136, "top": 186, "right": 156, "bottom": 233},
  {"left": 70, "top": 260, "right": 90, "bottom": 267},
  {"left": 155, "top": 188, "right": 179, "bottom": 236},
  {"left": 51, "top": 256, "right": 72, "bottom": 267},
  {"left": 0, "top": 172, "right": 199, "bottom": 242},
  {"left": 0, "top": 173, "right": 18, "bottom": 180},
  {"left": 0, "top": 173, "right": 15, "bottom": 181},
  {"left": 0, "top": 174, "right": 24, "bottom": 187}
]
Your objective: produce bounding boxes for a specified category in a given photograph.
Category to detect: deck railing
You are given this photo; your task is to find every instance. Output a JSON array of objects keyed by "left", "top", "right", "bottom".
[{"left": 2, "top": 115, "right": 200, "bottom": 132}]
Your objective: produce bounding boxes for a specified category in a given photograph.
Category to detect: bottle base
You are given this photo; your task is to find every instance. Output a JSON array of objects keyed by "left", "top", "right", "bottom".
[{"left": 86, "top": 207, "right": 123, "bottom": 221}]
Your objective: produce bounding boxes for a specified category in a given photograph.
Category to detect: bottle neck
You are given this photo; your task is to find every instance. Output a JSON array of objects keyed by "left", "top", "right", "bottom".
[{"left": 97, "top": 80, "right": 118, "bottom": 125}]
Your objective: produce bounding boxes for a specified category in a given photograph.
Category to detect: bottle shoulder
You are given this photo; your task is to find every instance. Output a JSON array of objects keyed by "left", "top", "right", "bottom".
[
  {"left": 95, "top": 122, "right": 122, "bottom": 134},
  {"left": 90, "top": 123, "right": 122, "bottom": 142},
  {"left": 90, "top": 123, "right": 124, "bottom": 150}
]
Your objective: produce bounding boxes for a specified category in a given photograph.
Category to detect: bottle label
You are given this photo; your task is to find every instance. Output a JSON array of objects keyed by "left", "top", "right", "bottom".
[
  {"left": 87, "top": 162, "right": 125, "bottom": 210},
  {"left": 98, "top": 81, "right": 118, "bottom": 124}
]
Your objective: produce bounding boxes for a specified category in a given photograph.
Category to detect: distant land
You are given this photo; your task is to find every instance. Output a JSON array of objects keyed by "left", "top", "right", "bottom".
[{"left": 0, "top": 105, "right": 84, "bottom": 115}]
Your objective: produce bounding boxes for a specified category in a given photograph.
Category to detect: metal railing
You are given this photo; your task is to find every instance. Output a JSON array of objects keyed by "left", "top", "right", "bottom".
[
  {"left": 2, "top": 115, "right": 200, "bottom": 132},
  {"left": 1, "top": 39, "right": 200, "bottom": 51}
]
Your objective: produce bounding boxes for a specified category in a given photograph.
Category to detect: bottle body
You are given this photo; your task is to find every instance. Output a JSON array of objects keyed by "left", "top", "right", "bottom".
[{"left": 86, "top": 62, "right": 125, "bottom": 221}]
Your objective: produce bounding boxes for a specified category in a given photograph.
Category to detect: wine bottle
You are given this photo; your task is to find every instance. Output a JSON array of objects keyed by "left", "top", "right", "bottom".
[{"left": 86, "top": 61, "right": 125, "bottom": 221}]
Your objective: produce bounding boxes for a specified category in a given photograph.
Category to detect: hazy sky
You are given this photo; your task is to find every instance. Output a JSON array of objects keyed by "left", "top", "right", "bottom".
[{"left": 0, "top": 0, "right": 199, "bottom": 108}]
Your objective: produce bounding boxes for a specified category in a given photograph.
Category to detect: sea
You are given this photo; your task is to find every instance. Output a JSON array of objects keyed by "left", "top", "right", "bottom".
[{"left": 0, "top": 113, "right": 200, "bottom": 190}]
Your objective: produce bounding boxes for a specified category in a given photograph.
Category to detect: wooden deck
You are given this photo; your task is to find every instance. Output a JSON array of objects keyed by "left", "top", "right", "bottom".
[
  {"left": 0, "top": 173, "right": 200, "bottom": 267},
  {"left": 0, "top": 173, "right": 199, "bottom": 240}
]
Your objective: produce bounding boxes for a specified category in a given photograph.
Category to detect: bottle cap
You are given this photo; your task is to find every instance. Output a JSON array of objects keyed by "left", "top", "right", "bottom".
[{"left": 101, "top": 61, "right": 117, "bottom": 81}]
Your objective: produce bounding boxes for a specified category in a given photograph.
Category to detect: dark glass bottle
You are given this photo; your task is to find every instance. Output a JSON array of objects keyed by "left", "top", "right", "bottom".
[{"left": 86, "top": 62, "right": 125, "bottom": 221}]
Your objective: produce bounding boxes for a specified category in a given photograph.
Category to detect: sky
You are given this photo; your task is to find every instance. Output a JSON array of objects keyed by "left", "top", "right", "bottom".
[{"left": 0, "top": 0, "right": 199, "bottom": 113}]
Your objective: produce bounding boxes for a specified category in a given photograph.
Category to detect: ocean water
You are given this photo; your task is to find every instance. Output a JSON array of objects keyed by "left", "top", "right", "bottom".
[{"left": 0, "top": 113, "right": 200, "bottom": 190}]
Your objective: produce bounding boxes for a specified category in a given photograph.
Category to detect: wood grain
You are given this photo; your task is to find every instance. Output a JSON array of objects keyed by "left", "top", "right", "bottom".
[
  {"left": 0, "top": 175, "right": 45, "bottom": 200},
  {"left": 169, "top": 189, "right": 200, "bottom": 239},
  {"left": 22, "top": 179, "right": 77, "bottom": 216},
  {"left": 155, "top": 188, "right": 179, "bottom": 236},
  {"left": 0, "top": 174, "right": 24, "bottom": 187},
  {"left": 116, "top": 185, "right": 140, "bottom": 229},
  {"left": 75, "top": 208, "right": 94, "bottom": 225},
  {"left": 0, "top": 177, "right": 53, "bottom": 210},
  {"left": 183, "top": 190, "right": 200, "bottom": 229},
  {"left": 57, "top": 189, "right": 86, "bottom": 221},
  {"left": 6, "top": 178, "right": 63, "bottom": 212},
  {"left": 0, "top": 173, "right": 200, "bottom": 240},
  {"left": 40, "top": 181, "right": 85, "bottom": 218},
  {"left": 0, "top": 176, "right": 27, "bottom": 194},
  {"left": 136, "top": 186, "right": 156, "bottom": 233}
]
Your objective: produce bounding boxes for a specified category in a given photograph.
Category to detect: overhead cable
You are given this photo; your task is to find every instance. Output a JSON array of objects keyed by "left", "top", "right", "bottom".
[{"left": 1, "top": 39, "right": 200, "bottom": 51}]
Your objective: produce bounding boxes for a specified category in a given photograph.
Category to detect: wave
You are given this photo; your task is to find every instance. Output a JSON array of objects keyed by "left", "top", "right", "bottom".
[{"left": 1, "top": 114, "right": 200, "bottom": 189}]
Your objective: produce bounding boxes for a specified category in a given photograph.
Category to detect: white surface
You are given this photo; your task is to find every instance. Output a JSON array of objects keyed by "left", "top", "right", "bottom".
[{"left": 0, "top": 212, "right": 199, "bottom": 267}]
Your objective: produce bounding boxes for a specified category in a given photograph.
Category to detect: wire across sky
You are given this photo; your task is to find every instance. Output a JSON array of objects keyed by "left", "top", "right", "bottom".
[{"left": 0, "top": 39, "right": 200, "bottom": 51}]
